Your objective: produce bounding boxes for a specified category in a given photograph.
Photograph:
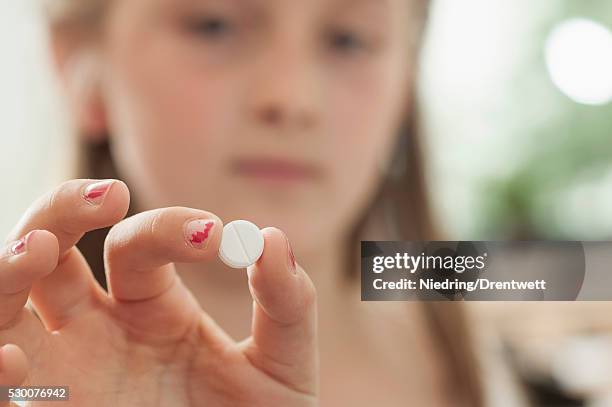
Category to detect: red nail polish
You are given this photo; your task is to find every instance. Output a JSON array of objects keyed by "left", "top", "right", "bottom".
[
  {"left": 185, "top": 220, "right": 215, "bottom": 249},
  {"left": 11, "top": 239, "right": 26, "bottom": 256},
  {"left": 286, "top": 235, "right": 296, "bottom": 274},
  {"left": 10, "top": 230, "right": 35, "bottom": 256},
  {"left": 82, "top": 180, "right": 114, "bottom": 205}
]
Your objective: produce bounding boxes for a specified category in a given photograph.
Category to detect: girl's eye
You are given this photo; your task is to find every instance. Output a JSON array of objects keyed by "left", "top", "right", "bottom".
[
  {"left": 328, "top": 29, "right": 367, "bottom": 53},
  {"left": 186, "top": 16, "right": 233, "bottom": 39}
]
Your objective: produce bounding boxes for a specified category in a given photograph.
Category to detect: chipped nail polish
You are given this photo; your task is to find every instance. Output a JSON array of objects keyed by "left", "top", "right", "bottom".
[
  {"left": 185, "top": 219, "right": 215, "bottom": 249},
  {"left": 82, "top": 180, "right": 115, "bottom": 205},
  {"left": 10, "top": 230, "right": 35, "bottom": 256}
]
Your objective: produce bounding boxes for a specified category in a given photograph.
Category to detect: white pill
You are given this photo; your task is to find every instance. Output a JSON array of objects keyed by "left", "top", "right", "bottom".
[{"left": 218, "top": 220, "right": 265, "bottom": 268}]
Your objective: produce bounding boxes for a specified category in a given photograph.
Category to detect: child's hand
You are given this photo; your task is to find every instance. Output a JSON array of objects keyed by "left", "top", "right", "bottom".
[{"left": 0, "top": 179, "right": 318, "bottom": 406}]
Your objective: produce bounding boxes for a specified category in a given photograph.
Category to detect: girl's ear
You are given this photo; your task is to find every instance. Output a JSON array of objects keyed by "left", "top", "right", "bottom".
[{"left": 49, "top": 27, "right": 108, "bottom": 142}]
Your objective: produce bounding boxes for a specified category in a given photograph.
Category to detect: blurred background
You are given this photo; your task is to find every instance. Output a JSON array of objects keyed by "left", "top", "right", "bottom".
[
  {"left": 419, "top": 0, "right": 612, "bottom": 241},
  {"left": 1, "top": 0, "right": 612, "bottom": 406}
]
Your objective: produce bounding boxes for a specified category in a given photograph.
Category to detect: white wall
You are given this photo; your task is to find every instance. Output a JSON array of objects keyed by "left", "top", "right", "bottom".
[{"left": 0, "top": 0, "right": 71, "bottom": 239}]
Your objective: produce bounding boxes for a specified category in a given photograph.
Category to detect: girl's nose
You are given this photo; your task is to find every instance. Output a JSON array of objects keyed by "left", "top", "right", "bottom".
[{"left": 247, "top": 34, "right": 322, "bottom": 133}]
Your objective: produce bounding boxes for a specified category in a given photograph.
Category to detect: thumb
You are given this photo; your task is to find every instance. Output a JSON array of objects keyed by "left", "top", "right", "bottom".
[{"left": 242, "top": 227, "right": 318, "bottom": 397}]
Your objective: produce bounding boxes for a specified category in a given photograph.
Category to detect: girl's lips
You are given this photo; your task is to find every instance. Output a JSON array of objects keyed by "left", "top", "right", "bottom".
[{"left": 229, "top": 157, "right": 322, "bottom": 183}]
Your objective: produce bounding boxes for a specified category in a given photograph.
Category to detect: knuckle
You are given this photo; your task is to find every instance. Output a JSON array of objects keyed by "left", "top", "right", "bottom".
[
  {"left": 106, "top": 208, "right": 173, "bottom": 255},
  {"left": 43, "top": 180, "right": 81, "bottom": 236},
  {"left": 49, "top": 179, "right": 81, "bottom": 208},
  {"left": 148, "top": 208, "right": 186, "bottom": 253},
  {"left": 148, "top": 209, "right": 171, "bottom": 244}
]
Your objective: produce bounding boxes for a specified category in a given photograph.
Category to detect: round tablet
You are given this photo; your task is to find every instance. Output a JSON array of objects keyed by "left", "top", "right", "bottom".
[{"left": 218, "top": 220, "right": 265, "bottom": 268}]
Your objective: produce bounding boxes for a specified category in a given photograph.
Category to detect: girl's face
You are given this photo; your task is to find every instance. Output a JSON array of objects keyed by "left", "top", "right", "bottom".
[{"left": 97, "top": 0, "right": 416, "bottom": 256}]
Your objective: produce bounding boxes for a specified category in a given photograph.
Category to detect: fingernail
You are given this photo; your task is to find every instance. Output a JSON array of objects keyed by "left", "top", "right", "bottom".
[
  {"left": 185, "top": 219, "right": 216, "bottom": 249},
  {"left": 82, "top": 180, "right": 115, "bottom": 205},
  {"left": 285, "top": 235, "right": 297, "bottom": 274},
  {"left": 10, "top": 230, "right": 35, "bottom": 256}
]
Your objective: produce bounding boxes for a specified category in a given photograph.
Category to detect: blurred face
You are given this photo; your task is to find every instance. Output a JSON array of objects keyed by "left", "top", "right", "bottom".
[{"left": 98, "top": 0, "right": 417, "bottom": 256}]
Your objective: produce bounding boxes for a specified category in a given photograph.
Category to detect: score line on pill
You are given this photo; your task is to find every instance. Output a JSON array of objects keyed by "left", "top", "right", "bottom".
[{"left": 218, "top": 220, "right": 265, "bottom": 268}]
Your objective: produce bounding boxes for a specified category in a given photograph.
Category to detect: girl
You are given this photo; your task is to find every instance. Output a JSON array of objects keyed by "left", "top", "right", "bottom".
[{"left": 0, "top": 0, "right": 485, "bottom": 405}]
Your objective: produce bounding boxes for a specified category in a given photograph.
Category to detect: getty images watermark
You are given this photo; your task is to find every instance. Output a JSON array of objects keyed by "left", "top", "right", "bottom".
[{"left": 361, "top": 241, "right": 612, "bottom": 301}]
